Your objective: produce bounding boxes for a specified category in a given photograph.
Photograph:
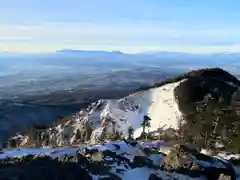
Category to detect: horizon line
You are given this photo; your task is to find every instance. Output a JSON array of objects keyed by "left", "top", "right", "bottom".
[{"left": 0, "top": 49, "right": 239, "bottom": 55}]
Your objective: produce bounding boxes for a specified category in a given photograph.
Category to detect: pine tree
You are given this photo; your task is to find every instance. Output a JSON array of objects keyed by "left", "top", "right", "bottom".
[
  {"left": 141, "top": 115, "right": 151, "bottom": 139},
  {"left": 182, "top": 94, "right": 240, "bottom": 151},
  {"left": 193, "top": 96, "right": 226, "bottom": 149},
  {"left": 127, "top": 126, "right": 134, "bottom": 140}
]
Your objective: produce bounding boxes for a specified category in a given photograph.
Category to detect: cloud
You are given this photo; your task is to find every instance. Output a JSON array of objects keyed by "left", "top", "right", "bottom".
[
  {"left": 1, "top": 22, "right": 240, "bottom": 53},
  {"left": 0, "top": 37, "right": 33, "bottom": 40}
]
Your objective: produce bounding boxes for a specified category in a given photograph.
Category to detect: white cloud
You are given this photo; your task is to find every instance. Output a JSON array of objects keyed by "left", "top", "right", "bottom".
[
  {"left": 0, "top": 37, "right": 33, "bottom": 40},
  {"left": 2, "top": 42, "right": 240, "bottom": 54},
  {"left": 0, "top": 22, "right": 238, "bottom": 42},
  {"left": 1, "top": 22, "right": 240, "bottom": 53}
]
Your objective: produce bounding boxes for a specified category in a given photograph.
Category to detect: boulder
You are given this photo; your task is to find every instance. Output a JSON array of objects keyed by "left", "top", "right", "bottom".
[
  {"left": 148, "top": 173, "right": 163, "bottom": 180},
  {"left": 131, "top": 156, "right": 152, "bottom": 168},
  {"left": 218, "top": 173, "right": 231, "bottom": 180},
  {"left": 91, "top": 151, "right": 104, "bottom": 162},
  {"left": 102, "top": 150, "right": 131, "bottom": 165}
]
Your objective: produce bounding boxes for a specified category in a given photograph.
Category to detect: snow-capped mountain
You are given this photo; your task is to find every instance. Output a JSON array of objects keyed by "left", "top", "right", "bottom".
[{"left": 9, "top": 68, "right": 240, "bottom": 148}]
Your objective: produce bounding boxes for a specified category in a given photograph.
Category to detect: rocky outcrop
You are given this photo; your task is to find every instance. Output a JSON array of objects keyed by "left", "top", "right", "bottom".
[
  {"left": 1, "top": 141, "right": 238, "bottom": 180},
  {"left": 218, "top": 174, "right": 232, "bottom": 180},
  {"left": 162, "top": 144, "right": 236, "bottom": 180},
  {"left": 0, "top": 155, "right": 93, "bottom": 180}
]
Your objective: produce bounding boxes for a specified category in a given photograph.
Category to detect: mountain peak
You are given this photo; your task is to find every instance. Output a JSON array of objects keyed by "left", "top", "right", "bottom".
[
  {"left": 8, "top": 68, "right": 240, "bottom": 153},
  {"left": 136, "top": 68, "right": 240, "bottom": 92}
]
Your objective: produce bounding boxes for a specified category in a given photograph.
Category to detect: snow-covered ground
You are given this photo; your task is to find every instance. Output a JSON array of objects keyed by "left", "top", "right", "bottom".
[
  {"left": 0, "top": 140, "right": 166, "bottom": 160},
  {"left": 122, "top": 167, "right": 206, "bottom": 180},
  {"left": 0, "top": 146, "right": 78, "bottom": 159},
  {"left": 1, "top": 141, "right": 240, "bottom": 180},
  {"left": 0, "top": 141, "right": 205, "bottom": 180},
  {"left": 90, "top": 81, "right": 184, "bottom": 141}
]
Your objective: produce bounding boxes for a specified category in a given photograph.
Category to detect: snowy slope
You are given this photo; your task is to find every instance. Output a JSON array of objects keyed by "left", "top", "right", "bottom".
[
  {"left": 91, "top": 81, "right": 184, "bottom": 140},
  {"left": 43, "top": 81, "right": 184, "bottom": 145}
]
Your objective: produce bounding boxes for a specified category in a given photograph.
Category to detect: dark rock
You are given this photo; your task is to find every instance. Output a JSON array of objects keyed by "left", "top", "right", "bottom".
[
  {"left": 99, "top": 173, "right": 122, "bottom": 180},
  {"left": 123, "top": 139, "right": 138, "bottom": 147},
  {"left": 0, "top": 155, "right": 93, "bottom": 180},
  {"left": 143, "top": 147, "right": 153, "bottom": 155},
  {"left": 78, "top": 147, "right": 99, "bottom": 156},
  {"left": 131, "top": 156, "right": 151, "bottom": 168},
  {"left": 148, "top": 174, "right": 163, "bottom": 180},
  {"left": 228, "top": 158, "right": 240, "bottom": 166},
  {"left": 112, "top": 144, "right": 121, "bottom": 150},
  {"left": 128, "top": 141, "right": 138, "bottom": 147},
  {"left": 102, "top": 150, "right": 131, "bottom": 166}
]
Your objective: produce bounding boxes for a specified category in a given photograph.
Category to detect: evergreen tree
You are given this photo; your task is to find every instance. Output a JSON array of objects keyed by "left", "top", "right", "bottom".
[
  {"left": 127, "top": 126, "right": 134, "bottom": 140},
  {"left": 141, "top": 115, "right": 151, "bottom": 139},
  {"left": 181, "top": 94, "right": 240, "bottom": 152}
]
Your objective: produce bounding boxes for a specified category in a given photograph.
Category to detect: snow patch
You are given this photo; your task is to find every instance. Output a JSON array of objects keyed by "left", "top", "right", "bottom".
[{"left": 91, "top": 80, "right": 184, "bottom": 140}]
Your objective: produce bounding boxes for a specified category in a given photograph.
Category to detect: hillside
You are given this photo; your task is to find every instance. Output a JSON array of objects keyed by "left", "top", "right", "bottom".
[{"left": 7, "top": 68, "right": 239, "bottom": 153}]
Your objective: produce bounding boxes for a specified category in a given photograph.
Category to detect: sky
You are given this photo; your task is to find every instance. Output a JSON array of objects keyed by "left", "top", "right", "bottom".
[{"left": 1, "top": 0, "right": 240, "bottom": 53}]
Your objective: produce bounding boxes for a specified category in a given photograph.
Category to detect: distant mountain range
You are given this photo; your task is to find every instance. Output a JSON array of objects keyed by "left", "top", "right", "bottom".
[
  {"left": 54, "top": 50, "right": 240, "bottom": 74},
  {"left": 56, "top": 49, "right": 240, "bottom": 56},
  {"left": 56, "top": 49, "right": 124, "bottom": 55}
]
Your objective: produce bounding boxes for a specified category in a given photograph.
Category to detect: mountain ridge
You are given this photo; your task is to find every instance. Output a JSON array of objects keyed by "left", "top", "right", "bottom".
[
  {"left": 7, "top": 68, "right": 240, "bottom": 152},
  {"left": 136, "top": 67, "right": 240, "bottom": 92}
]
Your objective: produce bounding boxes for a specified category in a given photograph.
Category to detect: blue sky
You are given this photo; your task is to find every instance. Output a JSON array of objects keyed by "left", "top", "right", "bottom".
[{"left": 0, "top": 0, "right": 240, "bottom": 53}]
